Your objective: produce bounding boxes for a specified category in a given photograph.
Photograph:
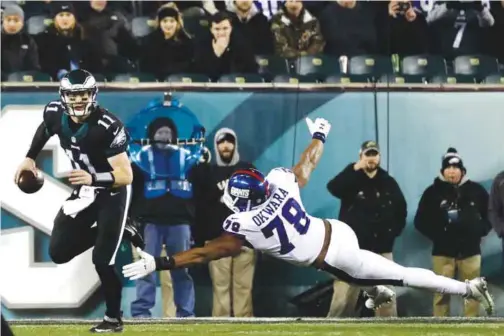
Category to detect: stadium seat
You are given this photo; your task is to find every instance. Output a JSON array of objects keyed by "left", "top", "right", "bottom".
[
  {"left": 401, "top": 55, "right": 447, "bottom": 76},
  {"left": 166, "top": 73, "right": 211, "bottom": 83},
  {"left": 93, "top": 73, "right": 106, "bottom": 82},
  {"left": 453, "top": 55, "right": 499, "bottom": 78},
  {"left": 325, "top": 74, "right": 371, "bottom": 84},
  {"left": 112, "top": 73, "right": 157, "bottom": 83},
  {"left": 349, "top": 55, "right": 393, "bottom": 78},
  {"left": 218, "top": 74, "right": 264, "bottom": 83},
  {"left": 181, "top": 6, "right": 206, "bottom": 17},
  {"left": 255, "top": 55, "right": 289, "bottom": 80},
  {"left": 272, "top": 74, "right": 318, "bottom": 84},
  {"left": 26, "top": 15, "right": 50, "bottom": 35},
  {"left": 430, "top": 75, "right": 476, "bottom": 84},
  {"left": 6, "top": 71, "right": 52, "bottom": 82},
  {"left": 483, "top": 74, "right": 504, "bottom": 84},
  {"left": 293, "top": 55, "right": 339, "bottom": 78},
  {"left": 131, "top": 17, "right": 156, "bottom": 38},
  {"left": 380, "top": 74, "right": 427, "bottom": 84},
  {"left": 184, "top": 16, "right": 210, "bottom": 38}
]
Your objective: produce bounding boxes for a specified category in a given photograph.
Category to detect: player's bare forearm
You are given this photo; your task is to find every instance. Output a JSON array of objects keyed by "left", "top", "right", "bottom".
[
  {"left": 159, "top": 234, "right": 243, "bottom": 270},
  {"left": 108, "top": 152, "right": 133, "bottom": 187},
  {"left": 292, "top": 139, "right": 324, "bottom": 188}
]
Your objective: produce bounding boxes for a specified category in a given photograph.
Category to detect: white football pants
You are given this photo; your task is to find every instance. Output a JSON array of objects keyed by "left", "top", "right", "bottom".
[{"left": 323, "top": 219, "right": 467, "bottom": 296}]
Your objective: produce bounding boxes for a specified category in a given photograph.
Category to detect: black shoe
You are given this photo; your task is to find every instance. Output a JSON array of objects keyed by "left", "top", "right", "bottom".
[
  {"left": 124, "top": 218, "right": 145, "bottom": 249},
  {"left": 89, "top": 316, "right": 124, "bottom": 333}
]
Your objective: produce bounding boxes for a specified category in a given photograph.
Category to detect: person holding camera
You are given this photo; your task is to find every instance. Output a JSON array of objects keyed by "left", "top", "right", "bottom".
[
  {"left": 326, "top": 141, "right": 407, "bottom": 317},
  {"left": 426, "top": 0, "right": 494, "bottom": 60},
  {"left": 414, "top": 147, "right": 491, "bottom": 317},
  {"left": 386, "top": 1, "right": 429, "bottom": 56}
]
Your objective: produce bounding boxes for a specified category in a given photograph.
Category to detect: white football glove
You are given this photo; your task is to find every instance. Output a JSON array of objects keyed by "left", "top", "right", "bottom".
[
  {"left": 122, "top": 248, "right": 156, "bottom": 281},
  {"left": 306, "top": 117, "right": 331, "bottom": 142}
]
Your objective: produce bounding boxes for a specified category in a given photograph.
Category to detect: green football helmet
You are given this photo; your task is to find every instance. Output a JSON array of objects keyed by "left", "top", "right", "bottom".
[{"left": 59, "top": 69, "right": 98, "bottom": 117}]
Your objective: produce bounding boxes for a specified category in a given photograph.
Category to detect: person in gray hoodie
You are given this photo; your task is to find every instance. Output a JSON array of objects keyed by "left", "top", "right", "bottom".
[{"left": 190, "top": 127, "right": 256, "bottom": 317}]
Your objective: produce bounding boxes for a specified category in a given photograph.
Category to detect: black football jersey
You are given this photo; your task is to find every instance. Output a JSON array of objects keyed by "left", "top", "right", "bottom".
[{"left": 42, "top": 100, "right": 128, "bottom": 174}]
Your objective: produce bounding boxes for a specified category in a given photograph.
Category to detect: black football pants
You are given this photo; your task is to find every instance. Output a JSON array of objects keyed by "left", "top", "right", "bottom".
[{"left": 49, "top": 185, "right": 132, "bottom": 319}]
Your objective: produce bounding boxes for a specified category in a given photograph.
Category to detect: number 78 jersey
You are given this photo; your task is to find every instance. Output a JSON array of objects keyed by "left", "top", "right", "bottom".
[{"left": 223, "top": 168, "right": 326, "bottom": 266}]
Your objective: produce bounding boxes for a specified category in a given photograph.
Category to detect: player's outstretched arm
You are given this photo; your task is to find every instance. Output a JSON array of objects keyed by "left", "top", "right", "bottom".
[
  {"left": 122, "top": 234, "right": 243, "bottom": 280},
  {"left": 292, "top": 118, "right": 331, "bottom": 188},
  {"left": 15, "top": 122, "right": 52, "bottom": 183},
  {"left": 106, "top": 152, "right": 133, "bottom": 187}
]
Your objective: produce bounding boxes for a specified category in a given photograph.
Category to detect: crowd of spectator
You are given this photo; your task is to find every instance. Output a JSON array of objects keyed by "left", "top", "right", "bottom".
[{"left": 1, "top": 0, "right": 504, "bottom": 83}]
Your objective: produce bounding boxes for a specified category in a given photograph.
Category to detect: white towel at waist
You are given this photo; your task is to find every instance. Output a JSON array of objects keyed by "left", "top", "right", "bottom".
[{"left": 62, "top": 186, "right": 99, "bottom": 218}]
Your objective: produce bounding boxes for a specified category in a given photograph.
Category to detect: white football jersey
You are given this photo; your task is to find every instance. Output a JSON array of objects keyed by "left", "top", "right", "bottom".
[{"left": 222, "top": 167, "right": 326, "bottom": 266}]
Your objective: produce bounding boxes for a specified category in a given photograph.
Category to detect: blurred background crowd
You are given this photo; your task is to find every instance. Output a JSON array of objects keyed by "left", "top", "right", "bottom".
[{"left": 1, "top": 0, "right": 504, "bottom": 84}]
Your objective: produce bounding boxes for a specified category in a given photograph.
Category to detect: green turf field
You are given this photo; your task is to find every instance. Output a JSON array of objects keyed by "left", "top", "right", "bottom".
[{"left": 11, "top": 322, "right": 504, "bottom": 336}]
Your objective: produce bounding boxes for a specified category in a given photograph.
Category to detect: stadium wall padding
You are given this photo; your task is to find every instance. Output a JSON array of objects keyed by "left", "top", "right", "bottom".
[{"left": 1, "top": 91, "right": 503, "bottom": 318}]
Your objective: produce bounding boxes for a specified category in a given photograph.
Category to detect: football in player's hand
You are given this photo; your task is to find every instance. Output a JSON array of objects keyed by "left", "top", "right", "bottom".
[{"left": 17, "top": 170, "right": 44, "bottom": 194}]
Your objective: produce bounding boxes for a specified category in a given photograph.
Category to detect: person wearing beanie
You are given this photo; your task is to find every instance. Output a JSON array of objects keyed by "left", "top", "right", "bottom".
[
  {"left": 139, "top": 3, "right": 194, "bottom": 81},
  {"left": 189, "top": 127, "right": 256, "bottom": 317},
  {"left": 35, "top": 2, "right": 101, "bottom": 80},
  {"left": 415, "top": 147, "right": 491, "bottom": 317},
  {"left": 129, "top": 117, "right": 195, "bottom": 318},
  {"left": 1, "top": 4, "right": 41, "bottom": 74},
  {"left": 326, "top": 140, "right": 406, "bottom": 318}
]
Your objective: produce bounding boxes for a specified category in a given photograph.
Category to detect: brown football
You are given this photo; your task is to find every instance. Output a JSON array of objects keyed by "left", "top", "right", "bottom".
[{"left": 17, "top": 170, "right": 44, "bottom": 194}]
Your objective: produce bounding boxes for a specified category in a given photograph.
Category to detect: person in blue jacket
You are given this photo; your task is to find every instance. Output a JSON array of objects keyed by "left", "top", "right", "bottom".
[{"left": 129, "top": 117, "right": 195, "bottom": 318}]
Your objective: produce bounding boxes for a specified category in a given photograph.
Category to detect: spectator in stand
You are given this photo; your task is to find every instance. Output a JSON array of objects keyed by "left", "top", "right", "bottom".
[
  {"left": 319, "top": 0, "right": 381, "bottom": 58},
  {"left": 487, "top": 0, "right": 504, "bottom": 65},
  {"left": 426, "top": 0, "right": 494, "bottom": 60},
  {"left": 227, "top": 0, "right": 273, "bottom": 55},
  {"left": 140, "top": 3, "right": 194, "bottom": 80},
  {"left": 415, "top": 148, "right": 491, "bottom": 317},
  {"left": 385, "top": 0, "right": 429, "bottom": 56},
  {"left": 226, "top": 0, "right": 282, "bottom": 19},
  {"left": 78, "top": 0, "right": 138, "bottom": 73},
  {"left": 1, "top": 4, "right": 40, "bottom": 74},
  {"left": 193, "top": 11, "right": 257, "bottom": 81},
  {"left": 35, "top": 2, "right": 99, "bottom": 80},
  {"left": 270, "top": 0, "right": 324, "bottom": 58}
]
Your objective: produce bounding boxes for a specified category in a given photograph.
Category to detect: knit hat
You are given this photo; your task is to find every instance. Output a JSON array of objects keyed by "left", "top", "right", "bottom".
[
  {"left": 441, "top": 147, "right": 466, "bottom": 173},
  {"left": 3, "top": 4, "right": 24, "bottom": 21},
  {"left": 147, "top": 117, "right": 178, "bottom": 142},
  {"left": 51, "top": 2, "right": 74, "bottom": 17},
  {"left": 157, "top": 7, "right": 179, "bottom": 21}
]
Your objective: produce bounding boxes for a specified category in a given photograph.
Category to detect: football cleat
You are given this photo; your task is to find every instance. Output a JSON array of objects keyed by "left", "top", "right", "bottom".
[
  {"left": 465, "top": 277, "right": 494, "bottom": 315},
  {"left": 89, "top": 315, "right": 123, "bottom": 333},
  {"left": 364, "top": 285, "right": 395, "bottom": 310}
]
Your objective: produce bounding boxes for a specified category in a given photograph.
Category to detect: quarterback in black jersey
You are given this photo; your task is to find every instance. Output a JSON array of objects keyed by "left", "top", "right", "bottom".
[{"left": 14, "top": 69, "right": 140, "bottom": 333}]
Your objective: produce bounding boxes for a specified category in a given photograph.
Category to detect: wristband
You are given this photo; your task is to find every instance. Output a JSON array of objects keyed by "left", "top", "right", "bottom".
[
  {"left": 312, "top": 132, "right": 326, "bottom": 143},
  {"left": 91, "top": 172, "right": 115, "bottom": 188},
  {"left": 155, "top": 256, "right": 175, "bottom": 271}
]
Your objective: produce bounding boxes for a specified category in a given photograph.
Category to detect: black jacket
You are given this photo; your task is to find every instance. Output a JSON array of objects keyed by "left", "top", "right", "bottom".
[
  {"left": 35, "top": 25, "right": 100, "bottom": 80},
  {"left": 327, "top": 164, "right": 407, "bottom": 253},
  {"left": 139, "top": 30, "right": 194, "bottom": 80},
  {"left": 189, "top": 161, "right": 255, "bottom": 246},
  {"left": 1, "top": 31, "right": 40, "bottom": 73},
  {"left": 192, "top": 33, "right": 258, "bottom": 81},
  {"left": 414, "top": 176, "right": 491, "bottom": 258}
]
